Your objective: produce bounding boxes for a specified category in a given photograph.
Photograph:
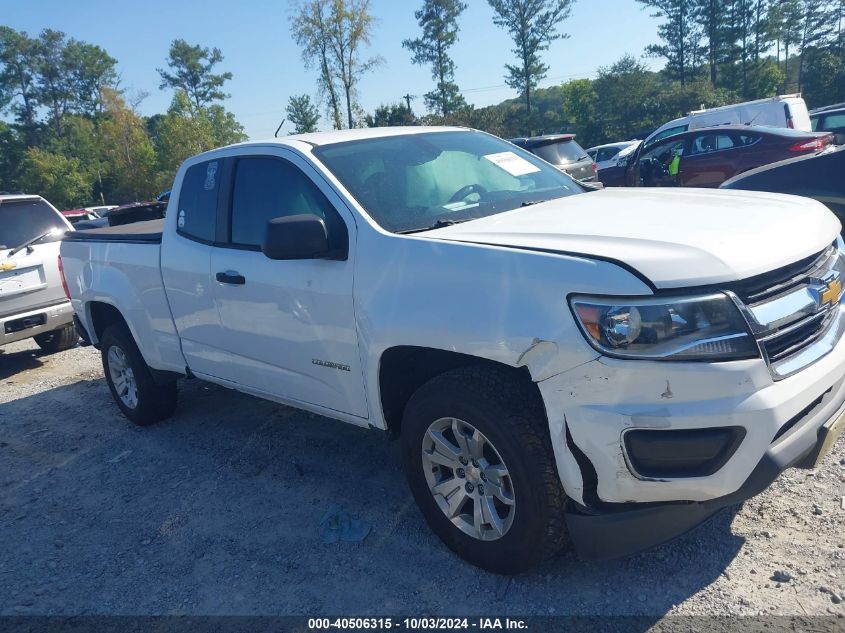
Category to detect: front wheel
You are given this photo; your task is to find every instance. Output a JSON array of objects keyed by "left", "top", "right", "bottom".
[
  {"left": 100, "top": 324, "right": 177, "bottom": 426},
  {"left": 401, "top": 366, "right": 568, "bottom": 573},
  {"left": 34, "top": 324, "right": 78, "bottom": 354}
]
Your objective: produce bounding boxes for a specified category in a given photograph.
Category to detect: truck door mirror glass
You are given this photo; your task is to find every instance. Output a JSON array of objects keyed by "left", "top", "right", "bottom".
[{"left": 261, "top": 214, "right": 331, "bottom": 260}]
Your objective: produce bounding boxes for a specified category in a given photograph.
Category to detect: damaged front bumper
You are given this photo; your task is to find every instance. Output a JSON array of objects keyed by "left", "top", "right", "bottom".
[{"left": 537, "top": 312, "right": 845, "bottom": 560}]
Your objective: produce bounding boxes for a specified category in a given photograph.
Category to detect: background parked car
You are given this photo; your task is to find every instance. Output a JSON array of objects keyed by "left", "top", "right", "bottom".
[
  {"left": 61, "top": 208, "right": 101, "bottom": 224},
  {"left": 626, "top": 125, "right": 833, "bottom": 188},
  {"left": 721, "top": 145, "right": 845, "bottom": 223},
  {"left": 509, "top": 134, "right": 598, "bottom": 183},
  {"left": 1, "top": 194, "right": 78, "bottom": 354},
  {"left": 586, "top": 140, "right": 639, "bottom": 170},
  {"left": 644, "top": 94, "right": 812, "bottom": 147},
  {"left": 811, "top": 104, "right": 845, "bottom": 145},
  {"left": 595, "top": 140, "right": 642, "bottom": 187}
]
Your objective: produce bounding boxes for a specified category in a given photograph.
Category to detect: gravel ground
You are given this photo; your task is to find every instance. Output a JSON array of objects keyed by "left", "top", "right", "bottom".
[{"left": 1, "top": 338, "right": 844, "bottom": 620}]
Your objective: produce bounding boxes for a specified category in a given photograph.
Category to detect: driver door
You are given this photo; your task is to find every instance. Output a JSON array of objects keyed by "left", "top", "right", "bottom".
[{"left": 208, "top": 149, "right": 367, "bottom": 418}]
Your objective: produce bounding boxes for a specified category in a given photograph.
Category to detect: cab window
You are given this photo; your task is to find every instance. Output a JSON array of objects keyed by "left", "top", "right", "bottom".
[
  {"left": 176, "top": 160, "right": 221, "bottom": 243},
  {"left": 229, "top": 156, "right": 343, "bottom": 250}
]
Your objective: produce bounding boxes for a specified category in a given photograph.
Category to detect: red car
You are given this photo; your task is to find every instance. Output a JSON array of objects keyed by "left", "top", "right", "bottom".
[{"left": 625, "top": 125, "right": 834, "bottom": 188}]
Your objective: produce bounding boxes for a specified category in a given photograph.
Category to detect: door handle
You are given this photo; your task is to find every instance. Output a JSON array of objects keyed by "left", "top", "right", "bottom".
[{"left": 216, "top": 271, "right": 246, "bottom": 285}]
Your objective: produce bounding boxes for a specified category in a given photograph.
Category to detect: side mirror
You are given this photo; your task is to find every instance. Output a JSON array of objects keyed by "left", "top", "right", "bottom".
[{"left": 262, "top": 214, "right": 330, "bottom": 260}]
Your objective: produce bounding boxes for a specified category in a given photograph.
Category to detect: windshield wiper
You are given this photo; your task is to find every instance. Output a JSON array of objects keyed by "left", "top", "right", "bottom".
[
  {"left": 7, "top": 229, "right": 60, "bottom": 258},
  {"left": 521, "top": 199, "right": 552, "bottom": 207},
  {"left": 397, "top": 218, "right": 472, "bottom": 235}
]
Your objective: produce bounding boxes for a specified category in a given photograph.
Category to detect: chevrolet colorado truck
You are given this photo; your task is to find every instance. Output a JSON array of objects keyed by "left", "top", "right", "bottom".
[
  {"left": 1, "top": 194, "right": 77, "bottom": 353},
  {"left": 60, "top": 127, "right": 845, "bottom": 572}
]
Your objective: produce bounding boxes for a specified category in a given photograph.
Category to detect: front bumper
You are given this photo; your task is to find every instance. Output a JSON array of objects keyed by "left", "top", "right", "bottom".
[
  {"left": 538, "top": 304, "right": 845, "bottom": 559},
  {"left": 0, "top": 301, "right": 74, "bottom": 346}
]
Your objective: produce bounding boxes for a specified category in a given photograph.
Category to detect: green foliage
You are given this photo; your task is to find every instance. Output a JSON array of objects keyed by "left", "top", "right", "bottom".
[
  {"left": 286, "top": 94, "right": 321, "bottom": 133},
  {"left": 98, "top": 89, "right": 157, "bottom": 203},
  {"left": 152, "top": 91, "right": 246, "bottom": 191},
  {"left": 0, "top": 29, "right": 246, "bottom": 206},
  {"left": 487, "top": 0, "right": 574, "bottom": 115},
  {"left": 365, "top": 103, "right": 418, "bottom": 127},
  {"left": 157, "top": 39, "right": 233, "bottom": 108},
  {"left": 290, "top": 0, "right": 382, "bottom": 129},
  {"left": 18, "top": 147, "right": 93, "bottom": 208},
  {"left": 403, "top": 0, "right": 468, "bottom": 116}
]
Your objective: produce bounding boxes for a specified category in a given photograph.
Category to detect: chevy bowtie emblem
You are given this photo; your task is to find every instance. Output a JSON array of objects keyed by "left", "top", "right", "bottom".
[
  {"left": 821, "top": 277, "right": 843, "bottom": 307},
  {"left": 811, "top": 272, "right": 843, "bottom": 309},
  {"left": 0, "top": 261, "right": 17, "bottom": 271}
]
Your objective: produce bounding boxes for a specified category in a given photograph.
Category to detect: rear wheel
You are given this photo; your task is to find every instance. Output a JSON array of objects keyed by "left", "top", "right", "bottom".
[
  {"left": 401, "top": 365, "right": 568, "bottom": 573},
  {"left": 34, "top": 324, "right": 78, "bottom": 354},
  {"left": 100, "top": 324, "right": 177, "bottom": 426}
]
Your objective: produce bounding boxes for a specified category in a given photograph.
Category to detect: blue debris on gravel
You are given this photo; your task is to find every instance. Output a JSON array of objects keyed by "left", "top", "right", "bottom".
[{"left": 319, "top": 504, "right": 371, "bottom": 543}]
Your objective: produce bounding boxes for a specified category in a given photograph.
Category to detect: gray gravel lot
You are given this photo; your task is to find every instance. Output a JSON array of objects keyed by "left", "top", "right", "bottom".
[{"left": 1, "top": 338, "right": 844, "bottom": 620}]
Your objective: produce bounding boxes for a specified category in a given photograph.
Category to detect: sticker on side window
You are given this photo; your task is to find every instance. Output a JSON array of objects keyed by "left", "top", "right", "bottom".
[
  {"left": 483, "top": 151, "right": 541, "bottom": 176},
  {"left": 204, "top": 161, "right": 218, "bottom": 190}
]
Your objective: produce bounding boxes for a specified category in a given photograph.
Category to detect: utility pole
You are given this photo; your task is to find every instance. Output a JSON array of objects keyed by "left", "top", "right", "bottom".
[{"left": 402, "top": 93, "right": 415, "bottom": 113}]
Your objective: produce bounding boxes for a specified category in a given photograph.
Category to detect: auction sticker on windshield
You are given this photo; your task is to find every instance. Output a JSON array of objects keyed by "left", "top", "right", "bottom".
[{"left": 483, "top": 151, "right": 541, "bottom": 177}]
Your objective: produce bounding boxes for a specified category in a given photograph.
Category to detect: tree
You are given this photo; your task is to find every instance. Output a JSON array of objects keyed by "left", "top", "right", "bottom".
[
  {"left": 365, "top": 102, "right": 418, "bottom": 127},
  {"left": 403, "top": 0, "right": 468, "bottom": 116},
  {"left": 488, "top": 0, "right": 574, "bottom": 116},
  {"left": 291, "top": 0, "right": 345, "bottom": 129},
  {"left": 291, "top": 0, "right": 381, "bottom": 129},
  {"left": 0, "top": 27, "right": 40, "bottom": 144},
  {"left": 157, "top": 39, "right": 232, "bottom": 108},
  {"left": 98, "top": 89, "right": 156, "bottom": 203},
  {"left": 638, "top": 0, "right": 702, "bottom": 86},
  {"left": 152, "top": 91, "right": 246, "bottom": 190},
  {"left": 593, "top": 55, "right": 663, "bottom": 139},
  {"left": 64, "top": 39, "right": 118, "bottom": 116},
  {"left": 18, "top": 147, "right": 93, "bottom": 208},
  {"left": 286, "top": 94, "right": 321, "bottom": 133},
  {"left": 325, "top": 0, "right": 382, "bottom": 128}
]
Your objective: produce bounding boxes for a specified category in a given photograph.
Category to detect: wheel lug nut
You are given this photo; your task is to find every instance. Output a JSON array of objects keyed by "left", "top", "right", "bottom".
[
  {"left": 480, "top": 473, "right": 487, "bottom": 481},
  {"left": 471, "top": 459, "right": 479, "bottom": 468},
  {"left": 477, "top": 484, "right": 484, "bottom": 495},
  {"left": 456, "top": 468, "right": 465, "bottom": 479},
  {"left": 459, "top": 456, "right": 468, "bottom": 465},
  {"left": 465, "top": 482, "right": 474, "bottom": 493}
]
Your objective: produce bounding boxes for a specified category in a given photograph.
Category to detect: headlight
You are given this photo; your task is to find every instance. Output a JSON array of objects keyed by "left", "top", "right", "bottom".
[{"left": 569, "top": 293, "right": 758, "bottom": 360}]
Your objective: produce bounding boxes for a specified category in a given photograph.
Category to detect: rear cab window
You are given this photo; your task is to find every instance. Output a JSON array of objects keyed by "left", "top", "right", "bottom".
[
  {"left": 0, "top": 198, "right": 67, "bottom": 251},
  {"left": 176, "top": 160, "right": 221, "bottom": 243},
  {"left": 531, "top": 140, "right": 589, "bottom": 165}
]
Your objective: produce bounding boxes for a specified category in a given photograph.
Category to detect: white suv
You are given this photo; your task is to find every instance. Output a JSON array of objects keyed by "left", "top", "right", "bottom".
[{"left": 0, "top": 194, "right": 77, "bottom": 353}]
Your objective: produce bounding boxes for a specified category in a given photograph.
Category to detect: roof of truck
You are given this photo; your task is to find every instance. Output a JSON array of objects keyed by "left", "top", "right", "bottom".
[{"left": 252, "top": 125, "right": 466, "bottom": 148}]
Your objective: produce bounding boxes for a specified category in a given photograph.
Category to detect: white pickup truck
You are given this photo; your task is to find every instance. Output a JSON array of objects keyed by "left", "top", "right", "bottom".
[{"left": 60, "top": 127, "right": 845, "bottom": 572}]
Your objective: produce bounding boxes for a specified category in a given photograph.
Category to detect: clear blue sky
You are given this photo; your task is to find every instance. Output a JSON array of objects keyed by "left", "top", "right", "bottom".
[{"left": 3, "top": 0, "right": 663, "bottom": 138}]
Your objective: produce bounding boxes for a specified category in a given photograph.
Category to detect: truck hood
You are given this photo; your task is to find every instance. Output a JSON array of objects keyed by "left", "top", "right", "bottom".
[{"left": 424, "top": 188, "right": 841, "bottom": 288}]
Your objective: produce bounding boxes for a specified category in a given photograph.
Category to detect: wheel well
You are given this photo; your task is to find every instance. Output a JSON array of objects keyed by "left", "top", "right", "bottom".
[
  {"left": 378, "top": 346, "right": 540, "bottom": 437},
  {"left": 88, "top": 302, "right": 128, "bottom": 344}
]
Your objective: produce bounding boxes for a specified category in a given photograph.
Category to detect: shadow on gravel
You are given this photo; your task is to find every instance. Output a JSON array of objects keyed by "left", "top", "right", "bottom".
[
  {"left": 0, "top": 377, "right": 745, "bottom": 618},
  {"left": 0, "top": 346, "right": 45, "bottom": 379}
]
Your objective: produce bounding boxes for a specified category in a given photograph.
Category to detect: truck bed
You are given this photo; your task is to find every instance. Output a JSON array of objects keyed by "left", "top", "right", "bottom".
[{"left": 63, "top": 219, "right": 163, "bottom": 243}]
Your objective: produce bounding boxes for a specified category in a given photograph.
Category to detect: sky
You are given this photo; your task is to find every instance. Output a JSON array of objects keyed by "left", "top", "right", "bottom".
[{"left": 2, "top": 0, "right": 664, "bottom": 139}]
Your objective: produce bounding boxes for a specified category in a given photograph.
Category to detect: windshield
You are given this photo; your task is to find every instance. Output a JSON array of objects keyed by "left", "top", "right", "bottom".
[
  {"left": 0, "top": 198, "right": 66, "bottom": 250},
  {"left": 313, "top": 131, "right": 584, "bottom": 233}
]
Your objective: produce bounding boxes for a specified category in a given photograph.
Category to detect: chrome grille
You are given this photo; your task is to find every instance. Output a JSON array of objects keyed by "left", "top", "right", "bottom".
[{"left": 732, "top": 244, "right": 845, "bottom": 380}]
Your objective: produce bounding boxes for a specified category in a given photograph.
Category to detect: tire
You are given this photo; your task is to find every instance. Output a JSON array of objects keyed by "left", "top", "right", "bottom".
[
  {"left": 100, "top": 323, "right": 177, "bottom": 426},
  {"left": 401, "top": 365, "right": 568, "bottom": 574},
  {"left": 34, "top": 324, "right": 78, "bottom": 354}
]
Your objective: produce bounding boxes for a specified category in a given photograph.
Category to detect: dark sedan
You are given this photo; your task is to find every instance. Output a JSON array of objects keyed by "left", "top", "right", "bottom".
[
  {"left": 625, "top": 125, "right": 834, "bottom": 188},
  {"left": 509, "top": 134, "right": 598, "bottom": 183},
  {"left": 720, "top": 145, "right": 845, "bottom": 221}
]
